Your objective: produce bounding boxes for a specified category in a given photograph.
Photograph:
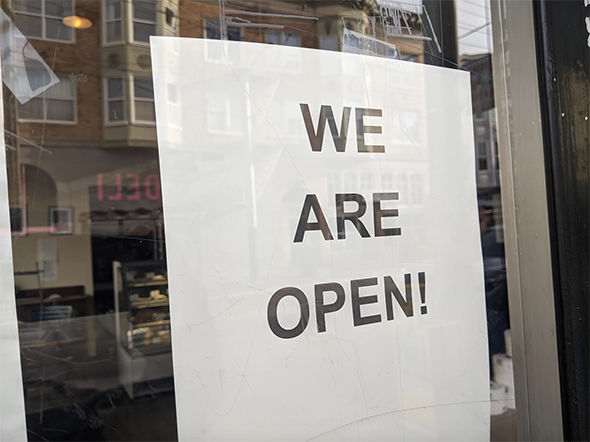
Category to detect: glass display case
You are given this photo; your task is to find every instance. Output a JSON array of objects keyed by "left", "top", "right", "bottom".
[{"left": 113, "top": 260, "right": 173, "bottom": 397}]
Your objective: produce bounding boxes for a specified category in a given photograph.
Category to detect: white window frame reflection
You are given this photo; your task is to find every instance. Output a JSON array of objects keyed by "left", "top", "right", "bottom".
[
  {"left": 206, "top": 95, "right": 244, "bottom": 135},
  {"left": 130, "top": 75, "right": 156, "bottom": 125},
  {"left": 102, "top": 0, "right": 124, "bottom": 46},
  {"left": 391, "top": 172, "right": 407, "bottom": 208},
  {"left": 163, "top": 6, "right": 178, "bottom": 34},
  {"left": 18, "top": 74, "right": 77, "bottom": 124},
  {"left": 130, "top": 0, "right": 158, "bottom": 45},
  {"left": 14, "top": 0, "right": 75, "bottom": 43},
  {"left": 204, "top": 18, "right": 243, "bottom": 41},
  {"left": 103, "top": 77, "right": 127, "bottom": 126},
  {"left": 203, "top": 19, "right": 243, "bottom": 63}
]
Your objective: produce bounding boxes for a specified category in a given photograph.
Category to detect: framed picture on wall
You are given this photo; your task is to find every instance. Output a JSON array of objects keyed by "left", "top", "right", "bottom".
[
  {"left": 10, "top": 205, "right": 27, "bottom": 236},
  {"left": 49, "top": 206, "right": 74, "bottom": 235}
]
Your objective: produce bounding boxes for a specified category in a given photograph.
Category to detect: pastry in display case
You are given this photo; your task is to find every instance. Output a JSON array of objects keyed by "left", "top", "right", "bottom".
[{"left": 113, "top": 260, "right": 173, "bottom": 398}]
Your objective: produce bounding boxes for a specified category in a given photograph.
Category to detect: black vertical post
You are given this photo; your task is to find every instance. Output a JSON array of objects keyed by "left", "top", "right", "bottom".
[
  {"left": 422, "top": 0, "right": 458, "bottom": 68},
  {"left": 533, "top": 1, "right": 589, "bottom": 440}
]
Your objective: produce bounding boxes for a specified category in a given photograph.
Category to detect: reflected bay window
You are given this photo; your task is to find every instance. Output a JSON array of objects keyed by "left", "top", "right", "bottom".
[
  {"left": 132, "top": 0, "right": 157, "bottom": 43},
  {"left": 105, "top": 77, "right": 125, "bottom": 123},
  {"left": 133, "top": 77, "right": 155, "bottom": 123},
  {"left": 104, "top": 0, "right": 123, "bottom": 44}
]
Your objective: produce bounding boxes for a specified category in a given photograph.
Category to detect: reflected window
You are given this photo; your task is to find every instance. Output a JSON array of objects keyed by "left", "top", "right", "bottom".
[
  {"left": 14, "top": 0, "right": 74, "bottom": 42},
  {"left": 105, "top": 77, "right": 125, "bottom": 123},
  {"left": 410, "top": 173, "right": 422, "bottom": 205},
  {"left": 206, "top": 95, "right": 244, "bottom": 134},
  {"left": 132, "top": 0, "right": 157, "bottom": 43},
  {"left": 205, "top": 19, "right": 242, "bottom": 41},
  {"left": 19, "top": 74, "right": 75, "bottom": 123},
  {"left": 132, "top": 77, "right": 155, "bottom": 123},
  {"left": 398, "top": 172, "right": 408, "bottom": 205},
  {"left": 265, "top": 31, "right": 301, "bottom": 47},
  {"left": 400, "top": 53, "right": 417, "bottom": 62},
  {"left": 164, "top": 7, "right": 176, "bottom": 31},
  {"left": 478, "top": 142, "right": 488, "bottom": 171},
  {"left": 320, "top": 36, "right": 338, "bottom": 51},
  {"left": 167, "top": 83, "right": 177, "bottom": 104},
  {"left": 104, "top": 0, "right": 123, "bottom": 44}
]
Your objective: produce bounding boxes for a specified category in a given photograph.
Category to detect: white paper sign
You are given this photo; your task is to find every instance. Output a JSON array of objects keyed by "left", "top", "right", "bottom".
[
  {"left": 152, "top": 38, "right": 489, "bottom": 441},
  {"left": 0, "top": 9, "right": 60, "bottom": 104},
  {"left": 38, "top": 238, "right": 58, "bottom": 281},
  {"left": 0, "top": 62, "right": 27, "bottom": 441}
]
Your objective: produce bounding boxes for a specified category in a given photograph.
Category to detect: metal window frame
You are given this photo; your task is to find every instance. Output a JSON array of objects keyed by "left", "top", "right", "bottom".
[{"left": 490, "top": 0, "right": 563, "bottom": 440}]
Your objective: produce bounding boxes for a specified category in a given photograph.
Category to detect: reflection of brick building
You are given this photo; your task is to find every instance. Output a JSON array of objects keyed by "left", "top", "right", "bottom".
[
  {"left": 461, "top": 54, "right": 500, "bottom": 191},
  {"left": 6, "top": 0, "right": 426, "bottom": 312}
]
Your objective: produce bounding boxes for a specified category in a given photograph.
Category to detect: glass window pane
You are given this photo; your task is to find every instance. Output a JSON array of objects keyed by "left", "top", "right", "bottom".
[
  {"left": 108, "top": 78, "right": 124, "bottom": 99},
  {"left": 19, "top": 97, "right": 43, "bottom": 120},
  {"left": 284, "top": 34, "right": 300, "bottom": 47},
  {"left": 133, "top": 0, "right": 156, "bottom": 22},
  {"left": 108, "top": 100, "right": 124, "bottom": 121},
  {"left": 266, "top": 32, "right": 280, "bottom": 45},
  {"left": 167, "top": 83, "right": 177, "bottom": 103},
  {"left": 13, "top": 0, "right": 42, "bottom": 14},
  {"left": 106, "top": 21, "right": 122, "bottom": 42},
  {"left": 133, "top": 22, "right": 156, "bottom": 43},
  {"left": 134, "top": 100, "right": 155, "bottom": 121},
  {"left": 320, "top": 35, "right": 338, "bottom": 51},
  {"left": 205, "top": 21, "right": 221, "bottom": 39},
  {"left": 134, "top": 78, "right": 153, "bottom": 99},
  {"left": 165, "top": 7, "right": 174, "bottom": 27},
  {"left": 14, "top": 14, "right": 42, "bottom": 38},
  {"left": 478, "top": 142, "right": 487, "bottom": 156},
  {"left": 45, "top": 0, "right": 73, "bottom": 18},
  {"left": 46, "top": 18, "right": 72, "bottom": 41},
  {"left": 229, "top": 97, "right": 243, "bottom": 133},
  {"left": 46, "top": 99, "right": 74, "bottom": 121},
  {"left": 227, "top": 26, "right": 241, "bottom": 41},
  {"left": 45, "top": 77, "right": 73, "bottom": 99},
  {"left": 106, "top": 0, "right": 122, "bottom": 20},
  {"left": 8, "top": 1, "right": 568, "bottom": 441},
  {"left": 207, "top": 98, "right": 225, "bottom": 131}
]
